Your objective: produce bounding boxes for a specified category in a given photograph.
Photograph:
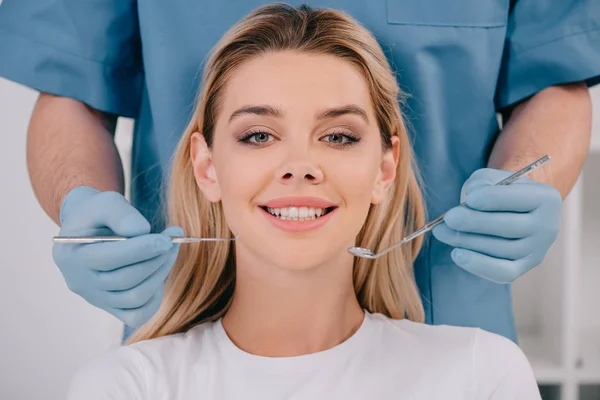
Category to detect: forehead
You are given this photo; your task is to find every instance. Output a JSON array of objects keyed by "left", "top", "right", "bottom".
[{"left": 220, "top": 51, "right": 374, "bottom": 115}]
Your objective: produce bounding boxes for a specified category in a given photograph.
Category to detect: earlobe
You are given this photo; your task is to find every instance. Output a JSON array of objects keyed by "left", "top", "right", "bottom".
[
  {"left": 371, "top": 135, "right": 400, "bottom": 204},
  {"left": 190, "top": 132, "right": 221, "bottom": 202}
]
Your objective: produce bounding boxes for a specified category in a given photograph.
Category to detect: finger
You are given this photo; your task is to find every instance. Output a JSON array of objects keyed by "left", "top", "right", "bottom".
[
  {"left": 451, "top": 248, "right": 533, "bottom": 284},
  {"left": 432, "top": 224, "right": 534, "bottom": 260},
  {"left": 60, "top": 186, "right": 100, "bottom": 225},
  {"left": 159, "top": 235, "right": 182, "bottom": 283},
  {"left": 465, "top": 168, "right": 516, "bottom": 186},
  {"left": 161, "top": 226, "right": 184, "bottom": 251},
  {"left": 461, "top": 169, "right": 533, "bottom": 204},
  {"left": 444, "top": 206, "right": 535, "bottom": 238},
  {"left": 72, "top": 233, "right": 173, "bottom": 272},
  {"left": 110, "top": 292, "right": 164, "bottom": 329},
  {"left": 53, "top": 227, "right": 114, "bottom": 262},
  {"left": 162, "top": 226, "right": 184, "bottom": 238},
  {"left": 160, "top": 226, "right": 183, "bottom": 273},
  {"left": 92, "top": 246, "right": 179, "bottom": 291},
  {"left": 62, "top": 191, "right": 151, "bottom": 237},
  {"left": 466, "top": 182, "right": 549, "bottom": 212},
  {"left": 76, "top": 287, "right": 115, "bottom": 311},
  {"left": 104, "top": 254, "right": 174, "bottom": 309}
]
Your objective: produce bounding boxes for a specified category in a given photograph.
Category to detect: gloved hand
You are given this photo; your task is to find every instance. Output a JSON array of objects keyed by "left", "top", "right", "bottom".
[
  {"left": 53, "top": 186, "right": 183, "bottom": 328},
  {"left": 432, "top": 168, "right": 562, "bottom": 284}
]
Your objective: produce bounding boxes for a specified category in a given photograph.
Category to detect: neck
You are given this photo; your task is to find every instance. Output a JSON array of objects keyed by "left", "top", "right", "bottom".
[{"left": 221, "top": 248, "right": 364, "bottom": 357}]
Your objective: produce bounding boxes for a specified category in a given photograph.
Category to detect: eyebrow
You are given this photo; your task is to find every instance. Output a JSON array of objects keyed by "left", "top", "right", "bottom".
[{"left": 228, "top": 104, "right": 369, "bottom": 124}]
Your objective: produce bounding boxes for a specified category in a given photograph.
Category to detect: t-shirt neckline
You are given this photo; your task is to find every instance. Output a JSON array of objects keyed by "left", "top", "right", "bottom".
[{"left": 212, "top": 310, "right": 376, "bottom": 374}]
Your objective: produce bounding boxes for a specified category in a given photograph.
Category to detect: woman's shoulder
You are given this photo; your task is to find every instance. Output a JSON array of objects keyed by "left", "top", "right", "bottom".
[
  {"left": 370, "top": 312, "right": 481, "bottom": 351},
  {"left": 369, "top": 313, "right": 540, "bottom": 399},
  {"left": 66, "top": 321, "right": 217, "bottom": 400},
  {"left": 67, "top": 343, "right": 147, "bottom": 400},
  {"left": 373, "top": 312, "right": 528, "bottom": 365},
  {"left": 469, "top": 327, "right": 541, "bottom": 398},
  {"left": 128, "top": 320, "right": 216, "bottom": 361}
]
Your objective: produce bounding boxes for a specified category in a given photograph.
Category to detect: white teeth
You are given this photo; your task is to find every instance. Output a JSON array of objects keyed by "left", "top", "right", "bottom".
[{"left": 265, "top": 206, "right": 329, "bottom": 220}]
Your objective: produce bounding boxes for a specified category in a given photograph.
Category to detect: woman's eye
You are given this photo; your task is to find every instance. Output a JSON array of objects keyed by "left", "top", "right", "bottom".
[
  {"left": 242, "top": 132, "right": 274, "bottom": 144},
  {"left": 322, "top": 133, "right": 358, "bottom": 145},
  {"left": 240, "top": 131, "right": 358, "bottom": 146}
]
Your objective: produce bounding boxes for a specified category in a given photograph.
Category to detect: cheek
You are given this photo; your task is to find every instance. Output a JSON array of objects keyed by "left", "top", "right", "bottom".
[
  {"left": 214, "top": 152, "right": 272, "bottom": 209},
  {"left": 324, "top": 155, "right": 379, "bottom": 242},
  {"left": 326, "top": 154, "right": 380, "bottom": 203}
]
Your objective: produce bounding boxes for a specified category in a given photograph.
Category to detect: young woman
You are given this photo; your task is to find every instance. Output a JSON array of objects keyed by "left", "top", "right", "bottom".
[{"left": 67, "top": 4, "right": 540, "bottom": 399}]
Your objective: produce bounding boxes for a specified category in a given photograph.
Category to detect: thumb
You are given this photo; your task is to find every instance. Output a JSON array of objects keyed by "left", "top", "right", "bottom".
[
  {"left": 460, "top": 179, "right": 489, "bottom": 204},
  {"left": 61, "top": 190, "right": 151, "bottom": 237},
  {"left": 160, "top": 226, "right": 184, "bottom": 284},
  {"left": 96, "top": 194, "right": 151, "bottom": 237},
  {"left": 460, "top": 168, "right": 510, "bottom": 203},
  {"left": 161, "top": 226, "right": 185, "bottom": 238},
  {"left": 60, "top": 186, "right": 100, "bottom": 225},
  {"left": 161, "top": 226, "right": 184, "bottom": 252}
]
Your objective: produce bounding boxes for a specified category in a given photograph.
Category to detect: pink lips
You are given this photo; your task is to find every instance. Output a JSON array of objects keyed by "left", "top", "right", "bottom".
[
  {"left": 259, "top": 196, "right": 338, "bottom": 233},
  {"left": 261, "top": 196, "right": 337, "bottom": 209}
]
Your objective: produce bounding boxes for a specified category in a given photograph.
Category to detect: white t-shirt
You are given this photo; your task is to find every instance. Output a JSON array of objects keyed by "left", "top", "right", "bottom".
[{"left": 67, "top": 311, "right": 541, "bottom": 400}]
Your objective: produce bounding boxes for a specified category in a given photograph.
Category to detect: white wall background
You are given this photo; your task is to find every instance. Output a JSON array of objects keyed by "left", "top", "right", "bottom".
[
  {"left": 0, "top": 80, "right": 127, "bottom": 400},
  {"left": 1, "top": 78, "right": 599, "bottom": 400}
]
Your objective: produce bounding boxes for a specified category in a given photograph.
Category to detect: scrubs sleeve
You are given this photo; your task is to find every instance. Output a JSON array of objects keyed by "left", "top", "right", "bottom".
[
  {"left": 0, "top": 0, "right": 142, "bottom": 118},
  {"left": 495, "top": 0, "right": 600, "bottom": 109}
]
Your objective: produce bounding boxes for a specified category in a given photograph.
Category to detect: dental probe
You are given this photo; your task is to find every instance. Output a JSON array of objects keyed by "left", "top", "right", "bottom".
[
  {"left": 53, "top": 234, "right": 239, "bottom": 244},
  {"left": 347, "top": 155, "right": 551, "bottom": 260}
]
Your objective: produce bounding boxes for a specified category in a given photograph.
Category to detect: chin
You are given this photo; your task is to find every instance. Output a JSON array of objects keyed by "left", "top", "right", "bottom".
[{"left": 268, "top": 241, "right": 350, "bottom": 271}]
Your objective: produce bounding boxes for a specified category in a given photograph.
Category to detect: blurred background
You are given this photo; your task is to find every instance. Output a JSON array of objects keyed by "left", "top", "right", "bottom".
[{"left": 0, "top": 78, "right": 599, "bottom": 400}]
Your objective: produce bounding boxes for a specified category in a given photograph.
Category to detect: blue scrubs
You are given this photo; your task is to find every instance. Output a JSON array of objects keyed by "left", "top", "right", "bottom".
[{"left": 1, "top": 0, "right": 599, "bottom": 341}]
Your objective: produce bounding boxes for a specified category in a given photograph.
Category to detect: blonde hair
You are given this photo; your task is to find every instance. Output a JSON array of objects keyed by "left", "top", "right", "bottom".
[{"left": 127, "top": 3, "right": 426, "bottom": 344}]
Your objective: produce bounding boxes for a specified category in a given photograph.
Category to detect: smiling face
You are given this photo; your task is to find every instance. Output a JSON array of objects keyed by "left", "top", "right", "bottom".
[{"left": 191, "top": 51, "right": 399, "bottom": 271}]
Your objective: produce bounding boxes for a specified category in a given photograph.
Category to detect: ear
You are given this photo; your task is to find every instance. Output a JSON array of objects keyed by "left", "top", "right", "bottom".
[
  {"left": 190, "top": 132, "right": 221, "bottom": 202},
  {"left": 371, "top": 135, "right": 400, "bottom": 204}
]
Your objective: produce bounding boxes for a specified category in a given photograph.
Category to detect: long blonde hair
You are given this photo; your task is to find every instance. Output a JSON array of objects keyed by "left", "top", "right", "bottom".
[{"left": 127, "top": 3, "right": 426, "bottom": 344}]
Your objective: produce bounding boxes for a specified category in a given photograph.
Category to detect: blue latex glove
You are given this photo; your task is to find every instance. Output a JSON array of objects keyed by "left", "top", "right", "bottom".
[
  {"left": 432, "top": 168, "right": 562, "bottom": 284},
  {"left": 53, "top": 186, "right": 183, "bottom": 328}
]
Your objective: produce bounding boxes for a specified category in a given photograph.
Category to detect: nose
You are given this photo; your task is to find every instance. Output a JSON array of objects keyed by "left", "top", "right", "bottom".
[{"left": 277, "top": 156, "right": 324, "bottom": 185}]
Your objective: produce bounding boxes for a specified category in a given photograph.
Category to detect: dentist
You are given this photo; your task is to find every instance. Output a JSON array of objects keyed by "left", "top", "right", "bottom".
[{"left": 0, "top": 0, "right": 597, "bottom": 341}]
